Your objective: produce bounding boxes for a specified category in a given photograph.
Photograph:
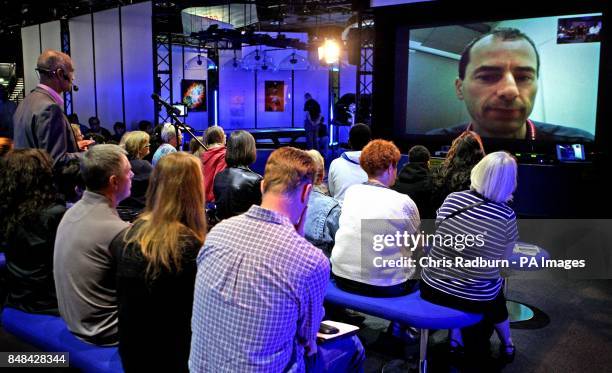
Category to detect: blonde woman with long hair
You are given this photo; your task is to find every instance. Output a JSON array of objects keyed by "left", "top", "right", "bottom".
[{"left": 110, "top": 152, "right": 207, "bottom": 372}]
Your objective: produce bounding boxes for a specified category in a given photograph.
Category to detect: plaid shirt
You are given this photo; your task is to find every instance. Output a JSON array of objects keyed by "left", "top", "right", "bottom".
[{"left": 189, "top": 205, "right": 330, "bottom": 373}]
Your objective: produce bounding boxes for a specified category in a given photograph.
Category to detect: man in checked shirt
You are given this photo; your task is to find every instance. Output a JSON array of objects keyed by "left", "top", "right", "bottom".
[{"left": 189, "top": 147, "right": 364, "bottom": 372}]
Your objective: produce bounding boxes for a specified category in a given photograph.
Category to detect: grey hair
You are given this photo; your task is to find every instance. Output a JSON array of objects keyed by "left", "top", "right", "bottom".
[
  {"left": 81, "top": 144, "right": 127, "bottom": 192},
  {"left": 161, "top": 123, "right": 179, "bottom": 143},
  {"left": 470, "top": 151, "right": 517, "bottom": 203}
]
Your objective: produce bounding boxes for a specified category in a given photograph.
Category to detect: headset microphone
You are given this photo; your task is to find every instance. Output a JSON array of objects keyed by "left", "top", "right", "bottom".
[{"left": 60, "top": 71, "right": 79, "bottom": 92}]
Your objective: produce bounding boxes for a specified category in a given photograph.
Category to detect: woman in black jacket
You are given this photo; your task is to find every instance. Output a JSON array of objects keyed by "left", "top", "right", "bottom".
[{"left": 213, "top": 130, "right": 262, "bottom": 220}]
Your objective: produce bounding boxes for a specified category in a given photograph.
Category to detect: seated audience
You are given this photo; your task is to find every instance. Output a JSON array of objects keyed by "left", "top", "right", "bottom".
[
  {"left": 71, "top": 123, "right": 84, "bottom": 143},
  {"left": 190, "top": 147, "right": 364, "bottom": 372},
  {"left": 304, "top": 149, "right": 341, "bottom": 257},
  {"left": 200, "top": 126, "right": 227, "bottom": 203},
  {"left": 328, "top": 123, "right": 371, "bottom": 201},
  {"left": 112, "top": 121, "right": 127, "bottom": 143},
  {"left": 110, "top": 152, "right": 206, "bottom": 373},
  {"left": 152, "top": 123, "right": 181, "bottom": 166},
  {"left": 68, "top": 113, "right": 88, "bottom": 136},
  {"left": 393, "top": 145, "right": 435, "bottom": 219},
  {"left": 189, "top": 136, "right": 205, "bottom": 159},
  {"left": 431, "top": 131, "right": 485, "bottom": 211},
  {"left": 421, "top": 151, "right": 519, "bottom": 362},
  {"left": 117, "top": 131, "right": 153, "bottom": 221},
  {"left": 54, "top": 144, "right": 132, "bottom": 345},
  {"left": 137, "top": 120, "right": 153, "bottom": 135},
  {"left": 213, "top": 130, "right": 262, "bottom": 220},
  {"left": 331, "top": 140, "right": 420, "bottom": 297},
  {"left": 0, "top": 149, "right": 66, "bottom": 314},
  {"left": 54, "top": 158, "right": 85, "bottom": 207},
  {"left": 85, "top": 116, "right": 112, "bottom": 140}
]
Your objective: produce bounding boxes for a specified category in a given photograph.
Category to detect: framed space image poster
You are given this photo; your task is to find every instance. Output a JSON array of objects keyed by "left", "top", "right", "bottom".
[
  {"left": 181, "top": 79, "right": 207, "bottom": 111},
  {"left": 265, "top": 80, "right": 285, "bottom": 112}
]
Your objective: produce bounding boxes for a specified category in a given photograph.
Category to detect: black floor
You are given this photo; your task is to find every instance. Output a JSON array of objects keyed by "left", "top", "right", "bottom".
[{"left": 1, "top": 278, "right": 611, "bottom": 372}]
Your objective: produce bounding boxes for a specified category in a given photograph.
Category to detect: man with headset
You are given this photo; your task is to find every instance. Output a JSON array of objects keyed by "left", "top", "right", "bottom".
[{"left": 13, "top": 49, "right": 93, "bottom": 167}]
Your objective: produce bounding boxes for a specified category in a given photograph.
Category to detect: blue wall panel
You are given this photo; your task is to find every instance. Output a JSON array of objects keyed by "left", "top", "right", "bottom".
[{"left": 122, "top": 1, "right": 154, "bottom": 129}]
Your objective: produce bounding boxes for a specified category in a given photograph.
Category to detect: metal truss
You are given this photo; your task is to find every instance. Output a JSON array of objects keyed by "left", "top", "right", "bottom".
[
  {"left": 154, "top": 33, "right": 172, "bottom": 125},
  {"left": 356, "top": 11, "right": 374, "bottom": 125},
  {"left": 60, "top": 19, "right": 73, "bottom": 115}
]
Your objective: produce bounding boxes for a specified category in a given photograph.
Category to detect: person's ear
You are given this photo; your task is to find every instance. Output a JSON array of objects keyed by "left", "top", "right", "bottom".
[
  {"left": 109, "top": 174, "right": 119, "bottom": 190},
  {"left": 301, "top": 183, "right": 313, "bottom": 204},
  {"left": 455, "top": 77, "right": 464, "bottom": 100},
  {"left": 260, "top": 179, "right": 266, "bottom": 195}
]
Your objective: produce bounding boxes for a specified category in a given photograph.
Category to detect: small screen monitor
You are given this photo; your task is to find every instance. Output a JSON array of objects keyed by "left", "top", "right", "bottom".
[
  {"left": 556, "top": 144, "right": 586, "bottom": 162},
  {"left": 173, "top": 104, "right": 187, "bottom": 117}
]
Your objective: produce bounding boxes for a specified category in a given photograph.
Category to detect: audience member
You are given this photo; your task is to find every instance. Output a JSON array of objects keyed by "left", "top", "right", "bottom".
[
  {"left": 112, "top": 122, "right": 127, "bottom": 143},
  {"left": 0, "top": 149, "right": 65, "bottom": 314},
  {"left": 85, "top": 116, "right": 112, "bottom": 140},
  {"left": 304, "top": 149, "right": 341, "bottom": 257},
  {"left": 110, "top": 152, "right": 206, "bottom": 372},
  {"left": 117, "top": 131, "right": 153, "bottom": 221},
  {"left": 190, "top": 147, "right": 364, "bottom": 372},
  {"left": 201, "top": 126, "right": 227, "bottom": 203},
  {"left": 213, "top": 130, "right": 262, "bottom": 220},
  {"left": 331, "top": 139, "right": 420, "bottom": 297},
  {"left": 137, "top": 120, "right": 153, "bottom": 135},
  {"left": 0, "top": 85, "right": 16, "bottom": 139},
  {"left": 189, "top": 136, "right": 205, "bottom": 159},
  {"left": 67, "top": 113, "right": 88, "bottom": 136},
  {"left": 421, "top": 151, "right": 519, "bottom": 362},
  {"left": 393, "top": 145, "right": 435, "bottom": 219},
  {"left": 54, "top": 144, "right": 132, "bottom": 345},
  {"left": 431, "top": 131, "right": 485, "bottom": 211},
  {"left": 152, "top": 123, "right": 181, "bottom": 166},
  {"left": 328, "top": 123, "right": 371, "bottom": 201},
  {"left": 54, "top": 158, "right": 85, "bottom": 207},
  {"left": 13, "top": 50, "right": 93, "bottom": 167},
  {"left": 71, "top": 123, "right": 84, "bottom": 144}
]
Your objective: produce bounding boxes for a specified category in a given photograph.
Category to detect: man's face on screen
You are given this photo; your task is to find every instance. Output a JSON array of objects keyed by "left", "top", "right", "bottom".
[{"left": 456, "top": 36, "right": 538, "bottom": 139}]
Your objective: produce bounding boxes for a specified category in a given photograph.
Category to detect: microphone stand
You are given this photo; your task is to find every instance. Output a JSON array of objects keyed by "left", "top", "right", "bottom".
[{"left": 164, "top": 107, "right": 208, "bottom": 152}]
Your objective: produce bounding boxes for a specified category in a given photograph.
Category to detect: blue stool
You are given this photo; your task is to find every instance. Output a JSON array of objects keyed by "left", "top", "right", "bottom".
[
  {"left": 325, "top": 281, "right": 482, "bottom": 373},
  {"left": 1, "top": 308, "right": 123, "bottom": 373}
]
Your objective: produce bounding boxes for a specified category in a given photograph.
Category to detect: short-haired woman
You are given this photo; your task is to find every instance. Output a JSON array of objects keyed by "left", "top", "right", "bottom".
[
  {"left": 331, "top": 139, "right": 421, "bottom": 297},
  {"left": 0, "top": 149, "right": 66, "bottom": 314},
  {"left": 110, "top": 152, "right": 207, "bottom": 372},
  {"left": 152, "top": 123, "right": 182, "bottom": 166},
  {"left": 421, "top": 151, "right": 519, "bottom": 362},
  {"left": 303, "top": 149, "right": 341, "bottom": 257},
  {"left": 117, "top": 131, "right": 153, "bottom": 221},
  {"left": 200, "top": 126, "right": 227, "bottom": 203},
  {"left": 213, "top": 130, "right": 262, "bottom": 220}
]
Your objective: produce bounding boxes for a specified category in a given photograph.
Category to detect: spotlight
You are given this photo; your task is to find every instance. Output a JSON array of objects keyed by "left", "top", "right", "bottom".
[{"left": 318, "top": 39, "right": 340, "bottom": 64}]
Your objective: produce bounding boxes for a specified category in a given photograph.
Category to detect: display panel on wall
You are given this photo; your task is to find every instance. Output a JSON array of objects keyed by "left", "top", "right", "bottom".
[
  {"left": 181, "top": 79, "right": 207, "bottom": 111},
  {"left": 264, "top": 80, "right": 285, "bottom": 112}
]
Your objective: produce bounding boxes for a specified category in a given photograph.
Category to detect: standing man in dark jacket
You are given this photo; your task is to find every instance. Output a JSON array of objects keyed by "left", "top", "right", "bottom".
[
  {"left": 393, "top": 145, "right": 435, "bottom": 219},
  {"left": 304, "top": 93, "right": 322, "bottom": 150},
  {"left": 13, "top": 49, "right": 92, "bottom": 167}
]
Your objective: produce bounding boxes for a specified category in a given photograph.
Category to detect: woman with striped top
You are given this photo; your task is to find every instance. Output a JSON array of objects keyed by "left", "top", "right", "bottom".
[{"left": 421, "top": 151, "right": 518, "bottom": 361}]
